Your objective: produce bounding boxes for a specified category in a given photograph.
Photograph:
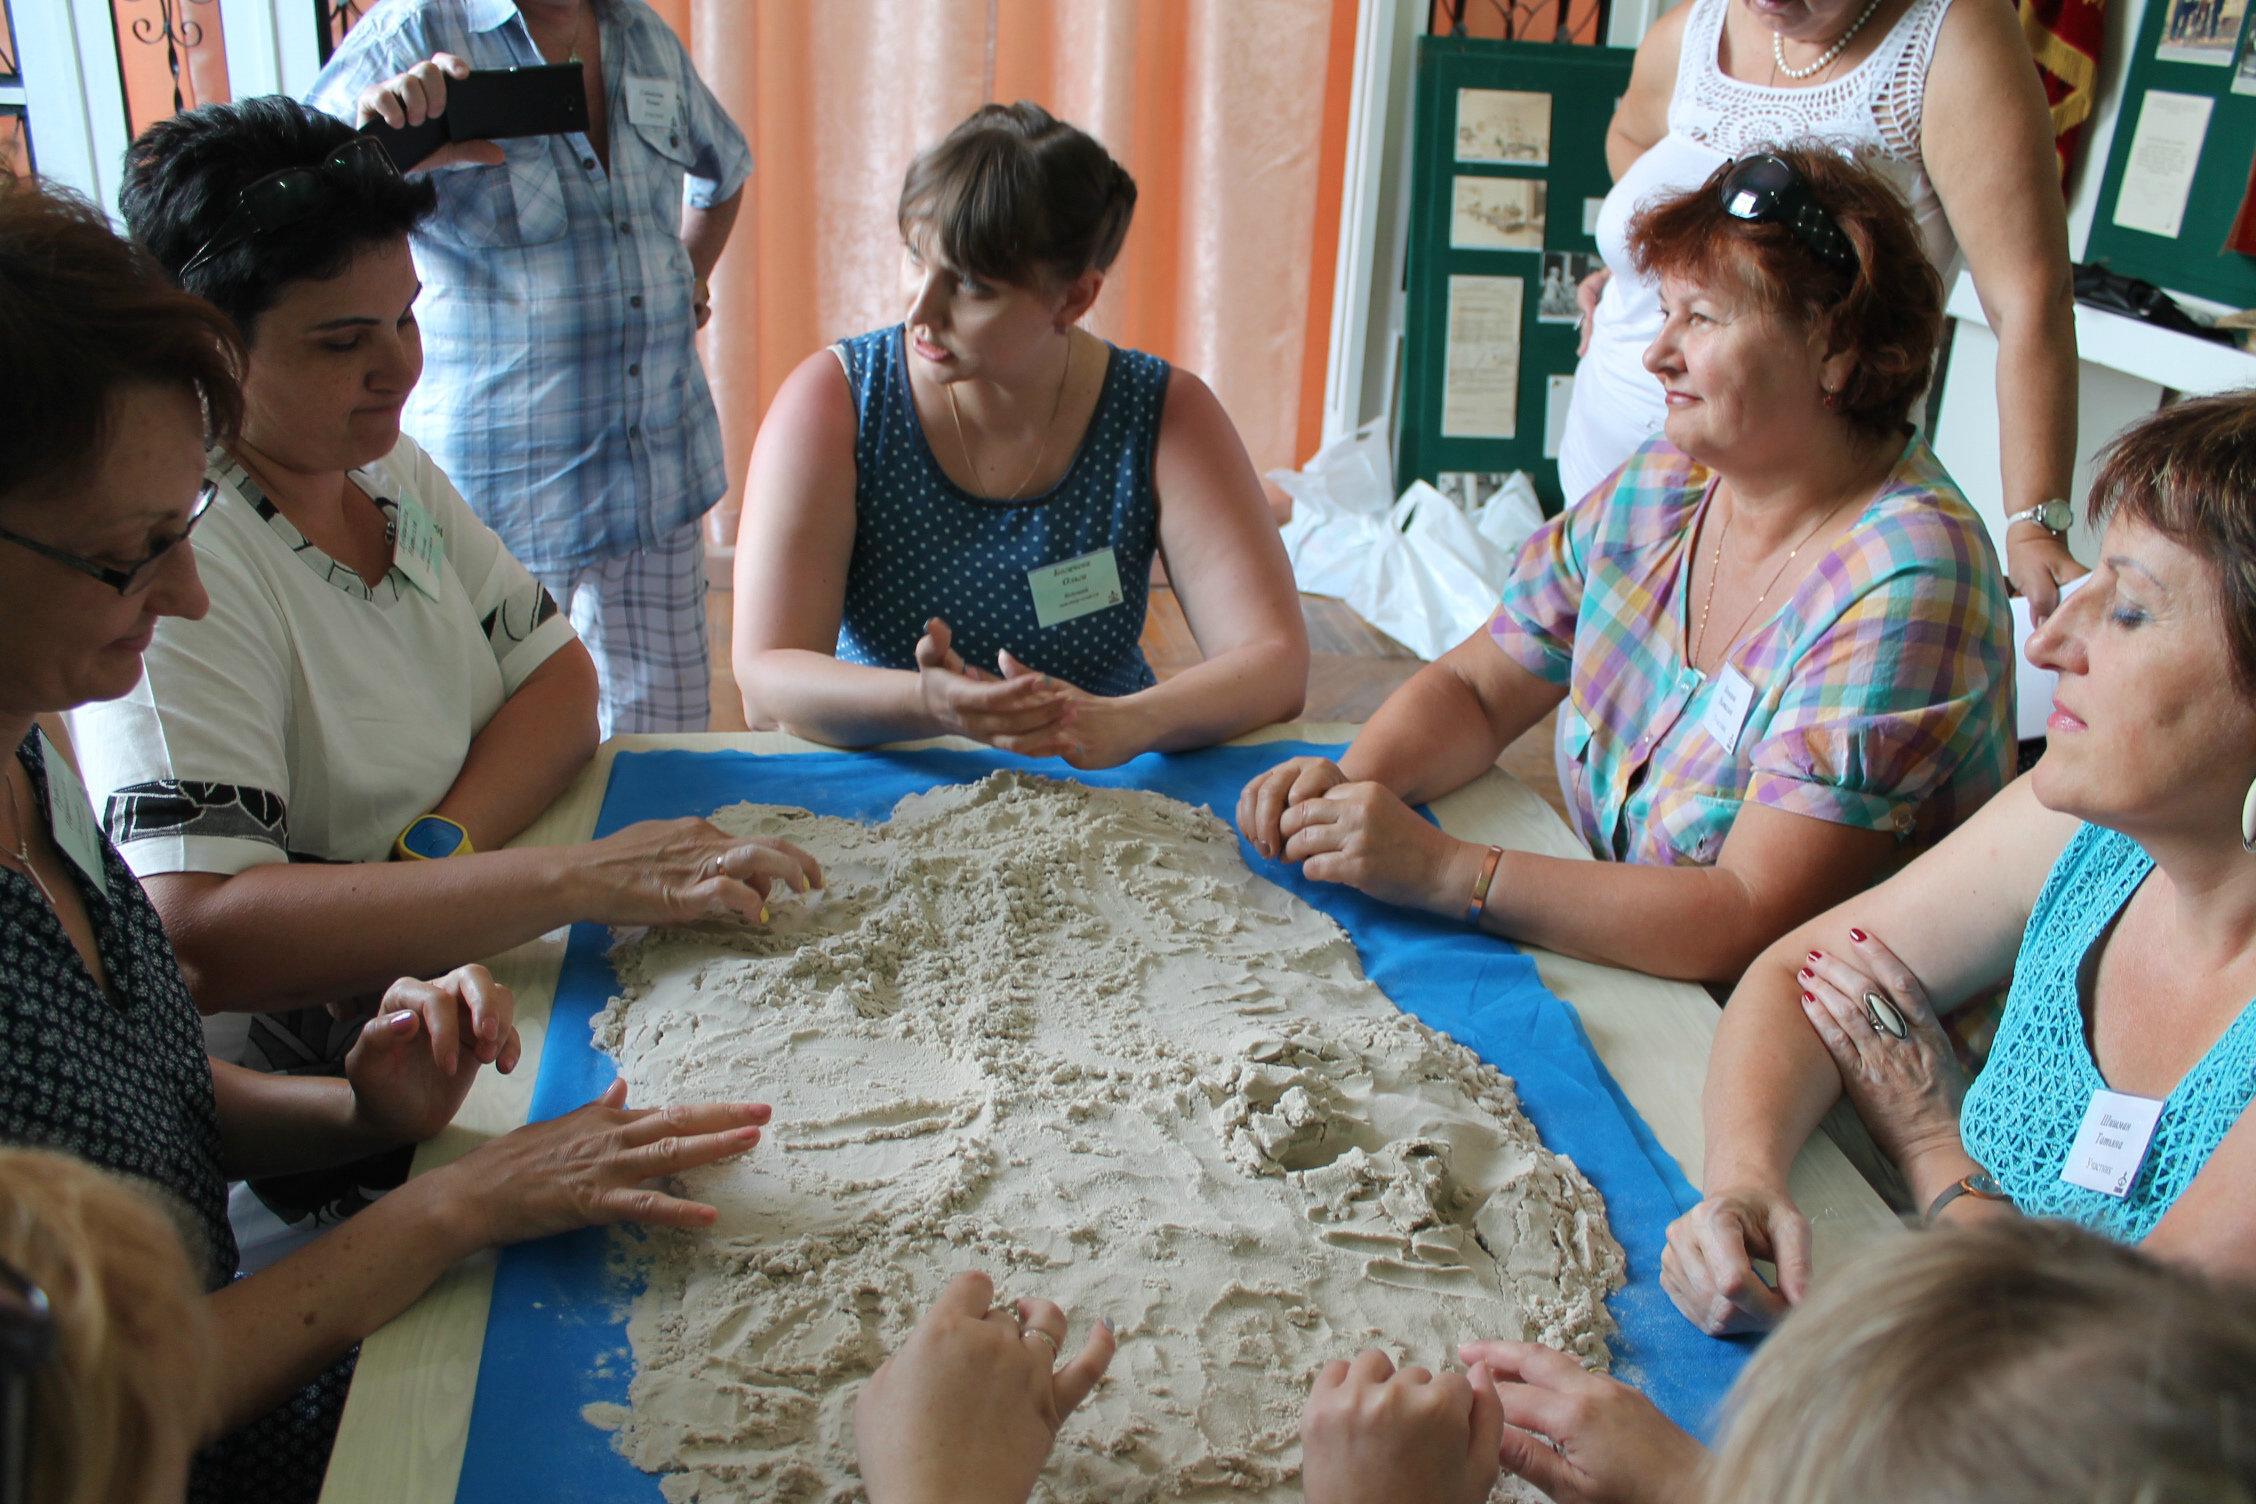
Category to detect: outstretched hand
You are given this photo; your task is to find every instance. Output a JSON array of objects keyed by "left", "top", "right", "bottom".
[
  {"left": 345, "top": 965, "right": 521, "bottom": 1146},
  {"left": 576, "top": 818, "right": 823, "bottom": 928},
  {"left": 1301, "top": 1349, "right": 1503, "bottom": 1504},
  {"left": 353, "top": 52, "right": 506, "bottom": 172},
  {"left": 914, "top": 618, "right": 1079, "bottom": 758},
  {"left": 856, "top": 1270, "right": 1115, "bottom": 1504},
  {"left": 1458, "top": 1341, "right": 1703, "bottom": 1504}
]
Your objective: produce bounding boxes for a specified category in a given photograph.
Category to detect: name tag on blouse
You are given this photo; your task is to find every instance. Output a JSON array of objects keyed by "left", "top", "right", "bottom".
[
  {"left": 1699, "top": 665, "right": 1755, "bottom": 755},
  {"left": 38, "top": 730, "right": 109, "bottom": 900},
  {"left": 2061, "top": 1088, "right": 2164, "bottom": 1198},
  {"left": 1027, "top": 548, "right": 1126, "bottom": 629},
  {"left": 626, "top": 78, "right": 680, "bottom": 130},
  {"left": 388, "top": 495, "right": 447, "bottom": 603}
]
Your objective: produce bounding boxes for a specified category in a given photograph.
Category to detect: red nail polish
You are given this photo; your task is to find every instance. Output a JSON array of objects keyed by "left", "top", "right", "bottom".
[
  {"left": 1801, "top": 992, "right": 1814, "bottom": 1004},
  {"left": 1797, "top": 968, "right": 1812, "bottom": 980},
  {"left": 1806, "top": 951, "right": 1822, "bottom": 962},
  {"left": 1848, "top": 929, "right": 1868, "bottom": 943}
]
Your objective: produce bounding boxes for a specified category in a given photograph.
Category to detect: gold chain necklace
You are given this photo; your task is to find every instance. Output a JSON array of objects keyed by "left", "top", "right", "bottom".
[
  {"left": 533, "top": 3, "right": 589, "bottom": 64},
  {"left": 1691, "top": 486, "right": 1862, "bottom": 665},
  {"left": 1, "top": 768, "right": 60, "bottom": 912},
  {"left": 946, "top": 333, "right": 1072, "bottom": 502}
]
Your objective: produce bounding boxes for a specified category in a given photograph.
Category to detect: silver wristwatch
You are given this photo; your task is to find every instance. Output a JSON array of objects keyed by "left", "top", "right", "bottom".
[{"left": 2005, "top": 498, "right": 2073, "bottom": 536}]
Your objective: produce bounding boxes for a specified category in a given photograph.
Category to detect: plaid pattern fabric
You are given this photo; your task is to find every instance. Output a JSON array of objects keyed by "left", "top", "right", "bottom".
[
  {"left": 534, "top": 518, "right": 710, "bottom": 735},
  {"left": 1488, "top": 435, "right": 2013, "bottom": 867},
  {"left": 307, "top": 0, "right": 750, "bottom": 573}
]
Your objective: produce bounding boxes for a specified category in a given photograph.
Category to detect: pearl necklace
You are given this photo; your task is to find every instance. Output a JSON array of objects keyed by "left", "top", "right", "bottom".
[{"left": 1770, "top": 0, "right": 1885, "bottom": 80}]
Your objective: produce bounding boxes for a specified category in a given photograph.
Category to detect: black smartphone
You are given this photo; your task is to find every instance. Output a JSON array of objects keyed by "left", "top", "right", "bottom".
[{"left": 360, "top": 63, "right": 589, "bottom": 172}]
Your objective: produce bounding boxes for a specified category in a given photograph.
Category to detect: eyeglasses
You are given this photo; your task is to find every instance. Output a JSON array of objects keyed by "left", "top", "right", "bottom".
[
  {"left": 1718, "top": 154, "right": 1859, "bottom": 274},
  {"left": 0, "top": 479, "right": 218, "bottom": 595},
  {"left": 178, "top": 136, "right": 402, "bottom": 281},
  {"left": 0, "top": 1256, "right": 54, "bottom": 1504}
]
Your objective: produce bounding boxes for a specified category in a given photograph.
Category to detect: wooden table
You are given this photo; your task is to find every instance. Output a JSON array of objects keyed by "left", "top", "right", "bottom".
[{"left": 317, "top": 726, "right": 1897, "bottom": 1504}]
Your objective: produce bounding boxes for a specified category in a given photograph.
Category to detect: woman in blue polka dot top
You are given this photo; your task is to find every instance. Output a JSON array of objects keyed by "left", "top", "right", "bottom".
[{"left": 731, "top": 101, "right": 1308, "bottom": 768}]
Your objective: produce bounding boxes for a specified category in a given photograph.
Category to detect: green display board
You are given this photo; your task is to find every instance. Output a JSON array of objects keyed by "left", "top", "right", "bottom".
[
  {"left": 1397, "top": 36, "right": 1635, "bottom": 511},
  {"left": 2083, "top": 0, "right": 2256, "bottom": 309}
]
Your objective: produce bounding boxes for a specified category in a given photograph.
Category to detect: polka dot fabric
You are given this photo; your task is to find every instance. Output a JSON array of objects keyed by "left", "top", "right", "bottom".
[
  {"left": 834, "top": 324, "right": 1166, "bottom": 697},
  {"left": 1, "top": 733, "right": 351, "bottom": 1504},
  {"left": 1960, "top": 822, "right": 2256, "bottom": 1242}
]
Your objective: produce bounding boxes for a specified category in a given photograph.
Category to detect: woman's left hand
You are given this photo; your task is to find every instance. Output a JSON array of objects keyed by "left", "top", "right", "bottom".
[
  {"left": 1277, "top": 782, "right": 1482, "bottom": 915},
  {"left": 855, "top": 1270, "right": 1116, "bottom": 1504},
  {"left": 345, "top": 966, "right": 522, "bottom": 1146},
  {"left": 1797, "top": 930, "right": 1968, "bottom": 1172},
  {"left": 2006, "top": 529, "right": 2089, "bottom": 625},
  {"left": 1301, "top": 1351, "right": 1503, "bottom": 1504},
  {"left": 994, "top": 652, "right": 1154, "bottom": 770}
]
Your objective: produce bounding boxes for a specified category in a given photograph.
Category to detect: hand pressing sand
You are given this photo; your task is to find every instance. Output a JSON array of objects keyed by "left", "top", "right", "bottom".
[{"left": 583, "top": 772, "right": 1625, "bottom": 1502}]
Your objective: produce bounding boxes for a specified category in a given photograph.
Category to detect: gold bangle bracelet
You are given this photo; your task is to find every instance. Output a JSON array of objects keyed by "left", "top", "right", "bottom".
[{"left": 1466, "top": 845, "right": 1505, "bottom": 925}]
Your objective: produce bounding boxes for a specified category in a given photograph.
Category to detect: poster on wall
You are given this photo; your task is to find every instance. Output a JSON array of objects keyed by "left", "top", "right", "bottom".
[
  {"left": 2112, "top": 89, "right": 2214, "bottom": 237},
  {"left": 2157, "top": 0, "right": 2249, "bottom": 65},
  {"left": 1441, "top": 274, "right": 1524, "bottom": 439},
  {"left": 1455, "top": 89, "right": 1551, "bottom": 165},
  {"left": 2234, "top": 22, "right": 2256, "bottom": 91},
  {"left": 1538, "top": 252, "right": 1602, "bottom": 322},
  {"left": 1452, "top": 177, "right": 1549, "bottom": 250}
]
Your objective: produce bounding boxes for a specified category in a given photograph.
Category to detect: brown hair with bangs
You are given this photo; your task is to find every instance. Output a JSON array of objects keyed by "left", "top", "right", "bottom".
[
  {"left": 0, "top": 175, "right": 243, "bottom": 511},
  {"left": 897, "top": 101, "right": 1137, "bottom": 288},
  {"left": 2084, "top": 390, "right": 2256, "bottom": 694},
  {"left": 1626, "top": 143, "right": 1941, "bottom": 440}
]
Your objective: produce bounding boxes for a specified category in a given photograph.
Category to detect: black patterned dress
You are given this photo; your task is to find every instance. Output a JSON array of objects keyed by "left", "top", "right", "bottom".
[{"left": 0, "top": 733, "right": 352, "bottom": 1503}]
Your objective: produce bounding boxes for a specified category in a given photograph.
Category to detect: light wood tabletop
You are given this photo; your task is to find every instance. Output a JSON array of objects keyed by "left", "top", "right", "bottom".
[{"left": 317, "top": 725, "right": 1898, "bottom": 1504}]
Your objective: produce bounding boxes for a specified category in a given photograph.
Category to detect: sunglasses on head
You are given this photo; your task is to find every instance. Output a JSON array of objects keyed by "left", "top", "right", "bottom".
[
  {"left": 177, "top": 135, "right": 401, "bottom": 281},
  {"left": 1718, "top": 153, "right": 1858, "bottom": 274},
  {"left": 0, "top": 1256, "right": 54, "bottom": 1504}
]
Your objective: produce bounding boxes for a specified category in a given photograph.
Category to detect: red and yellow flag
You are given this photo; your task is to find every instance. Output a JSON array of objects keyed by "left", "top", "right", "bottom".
[{"left": 2020, "top": 0, "right": 2107, "bottom": 187}]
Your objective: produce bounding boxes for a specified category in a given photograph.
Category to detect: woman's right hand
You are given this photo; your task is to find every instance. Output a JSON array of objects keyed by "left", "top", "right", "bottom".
[
  {"left": 444, "top": 1079, "right": 768, "bottom": 1248},
  {"left": 1575, "top": 267, "right": 1612, "bottom": 359},
  {"left": 1457, "top": 1341, "right": 1703, "bottom": 1504},
  {"left": 570, "top": 818, "right": 823, "bottom": 927},
  {"left": 353, "top": 52, "right": 505, "bottom": 173},
  {"left": 1234, "top": 755, "right": 1349, "bottom": 860},
  {"left": 1660, "top": 1184, "right": 1812, "bottom": 1335},
  {"left": 914, "top": 618, "right": 1078, "bottom": 757},
  {"left": 2005, "top": 529, "right": 2089, "bottom": 625}
]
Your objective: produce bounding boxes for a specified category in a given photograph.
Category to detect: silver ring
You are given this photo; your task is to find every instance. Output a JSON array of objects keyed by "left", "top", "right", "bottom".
[
  {"left": 1864, "top": 991, "right": 1908, "bottom": 1039},
  {"left": 705, "top": 854, "right": 725, "bottom": 879},
  {"left": 1023, "top": 1327, "right": 1060, "bottom": 1360}
]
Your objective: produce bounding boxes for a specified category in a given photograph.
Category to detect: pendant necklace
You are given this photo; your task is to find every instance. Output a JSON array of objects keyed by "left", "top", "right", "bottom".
[
  {"left": 948, "top": 333, "right": 1073, "bottom": 502},
  {"left": 1692, "top": 486, "right": 1862, "bottom": 665},
  {"left": 1771, "top": 0, "right": 1884, "bottom": 80},
  {"left": 1, "top": 770, "right": 60, "bottom": 912}
]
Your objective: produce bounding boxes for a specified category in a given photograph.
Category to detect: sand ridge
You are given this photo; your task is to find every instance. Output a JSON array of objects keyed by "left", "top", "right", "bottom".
[{"left": 584, "top": 771, "right": 1625, "bottom": 1502}]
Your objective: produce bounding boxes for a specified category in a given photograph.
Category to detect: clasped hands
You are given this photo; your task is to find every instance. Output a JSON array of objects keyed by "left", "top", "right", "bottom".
[
  {"left": 913, "top": 617, "right": 1148, "bottom": 770},
  {"left": 1234, "top": 757, "right": 1484, "bottom": 915}
]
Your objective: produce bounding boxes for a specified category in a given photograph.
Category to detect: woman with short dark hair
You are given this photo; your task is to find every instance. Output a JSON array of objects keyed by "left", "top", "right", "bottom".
[
  {"left": 1667, "top": 389, "right": 2256, "bottom": 1335},
  {"left": 1238, "top": 146, "right": 2013, "bottom": 983},
  {"left": 0, "top": 174, "right": 778, "bottom": 1504},
  {"left": 732, "top": 101, "right": 1309, "bottom": 769},
  {"left": 70, "top": 98, "right": 817, "bottom": 1114}
]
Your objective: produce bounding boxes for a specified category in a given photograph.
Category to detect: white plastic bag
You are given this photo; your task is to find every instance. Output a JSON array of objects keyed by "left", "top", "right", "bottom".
[
  {"left": 1474, "top": 472, "right": 1545, "bottom": 559},
  {"left": 1271, "top": 423, "right": 1396, "bottom": 599},
  {"left": 1347, "top": 482, "right": 1514, "bottom": 661}
]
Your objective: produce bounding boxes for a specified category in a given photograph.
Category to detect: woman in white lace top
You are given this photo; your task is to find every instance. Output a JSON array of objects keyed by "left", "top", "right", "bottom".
[{"left": 1563, "top": 0, "right": 2083, "bottom": 619}]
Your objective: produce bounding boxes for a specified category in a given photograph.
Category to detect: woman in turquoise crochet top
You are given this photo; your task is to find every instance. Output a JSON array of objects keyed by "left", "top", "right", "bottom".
[
  {"left": 1662, "top": 393, "right": 2256, "bottom": 1336},
  {"left": 730, "top": 102, "right": 1307, "bottom": 768}
]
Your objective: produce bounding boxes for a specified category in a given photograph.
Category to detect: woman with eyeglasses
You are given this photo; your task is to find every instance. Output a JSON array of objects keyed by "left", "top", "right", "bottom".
[
  {"left": 60, "top": 97, "right": 817, "bottom": 1224},
  {"left": 1561, "top": 0, "right": 2085, "bottom": 623},
  {"left": 1, "top": 173, "right": 791, "bottom": 1504},
  {"left": 1237, "top": 148, "right": 2011, "bottom": 985}
]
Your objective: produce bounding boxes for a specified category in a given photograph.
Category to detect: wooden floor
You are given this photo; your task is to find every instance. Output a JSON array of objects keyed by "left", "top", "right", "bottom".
[{"left": 707, "top": 582, "right": 1570, "bottom": 824}]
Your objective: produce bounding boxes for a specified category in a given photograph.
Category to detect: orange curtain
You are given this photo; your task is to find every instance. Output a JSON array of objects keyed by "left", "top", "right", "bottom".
[{"left": 669, "top": 0, "right": 1350, "bottom": 542}]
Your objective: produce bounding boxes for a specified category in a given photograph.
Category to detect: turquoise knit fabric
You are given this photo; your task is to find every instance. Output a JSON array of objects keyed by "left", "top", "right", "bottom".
[{"left": 1960, "top": 822, "right": 2256, "bottom": 1242}]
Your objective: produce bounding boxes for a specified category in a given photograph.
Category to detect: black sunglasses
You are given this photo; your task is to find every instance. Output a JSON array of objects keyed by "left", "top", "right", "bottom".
[
  {"left": 0, "top": 1255, "right": 54, "bottom": 1504},
  {"left": 1719, "top": 154, "right": 1859, "bottom": 273},
  {"left": 0, "top": 479, "right": 218, "bottom": 596},
  {"left": 178, "top": 136, "right": 402, "bottom": 281}
]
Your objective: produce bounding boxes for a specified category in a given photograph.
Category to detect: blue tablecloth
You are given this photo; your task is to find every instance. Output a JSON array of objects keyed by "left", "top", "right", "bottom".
[{"left": 454, "top": 744, "right": 1752, "bottom": 1503}]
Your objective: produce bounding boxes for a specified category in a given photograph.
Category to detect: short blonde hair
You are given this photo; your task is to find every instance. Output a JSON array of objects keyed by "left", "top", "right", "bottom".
[
  {"left": 0, "top": 1148, "right": 214, "bottom": 1504},
  {"left": 1701, "top": 1219, "right": 2256, "bottom": 1504}
]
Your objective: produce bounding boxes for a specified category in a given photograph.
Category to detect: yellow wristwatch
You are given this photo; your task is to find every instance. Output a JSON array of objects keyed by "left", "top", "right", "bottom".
[{"left": 394, "top": 814, "right": 474, "bottom": 861}]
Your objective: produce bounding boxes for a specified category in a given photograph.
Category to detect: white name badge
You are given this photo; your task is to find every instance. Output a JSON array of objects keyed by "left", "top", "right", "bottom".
[
  {"left": 2061, "top": 1087, "right": 2165, "bottom": 1198},
  {"left": 37, "top": 730, "right": 109, "bottom": 901},
  {"left": 389, "top": 495, "right": 447, "bottom": 603},
  {"left": 1699, "top": 665, "right": 1756, "bottom": 755},
  {"left": 625, "top": 77, "right": 679, "bottom": 131},
  {"left": 1027, "top": 548, "right": 1127, "bottom": 629}
]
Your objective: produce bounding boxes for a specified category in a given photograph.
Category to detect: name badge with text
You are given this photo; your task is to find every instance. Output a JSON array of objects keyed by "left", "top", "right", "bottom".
[
  {"left": 1700, "top": 665, "right": 1756, "bottom": 755},
  {"left": 38, "top": 731, "right": 109, "bottom": 900},
  {"left": 2061, "top": 1087, "right": 2165, "bottom": 1198},
  {"left": 389, "top": 496, "right": 447, "bottom": 603},
  {"left": 1027, "top": 548, "right": 1126, "bottom": 629},
  {"left": 625, "top": 77, "right": 679, "bottom": 131}
]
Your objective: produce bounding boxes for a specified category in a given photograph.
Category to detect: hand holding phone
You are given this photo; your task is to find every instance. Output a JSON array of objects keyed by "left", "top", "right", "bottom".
[{"left": 357, "top": 54, "right": 590, "bottom": 174}]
